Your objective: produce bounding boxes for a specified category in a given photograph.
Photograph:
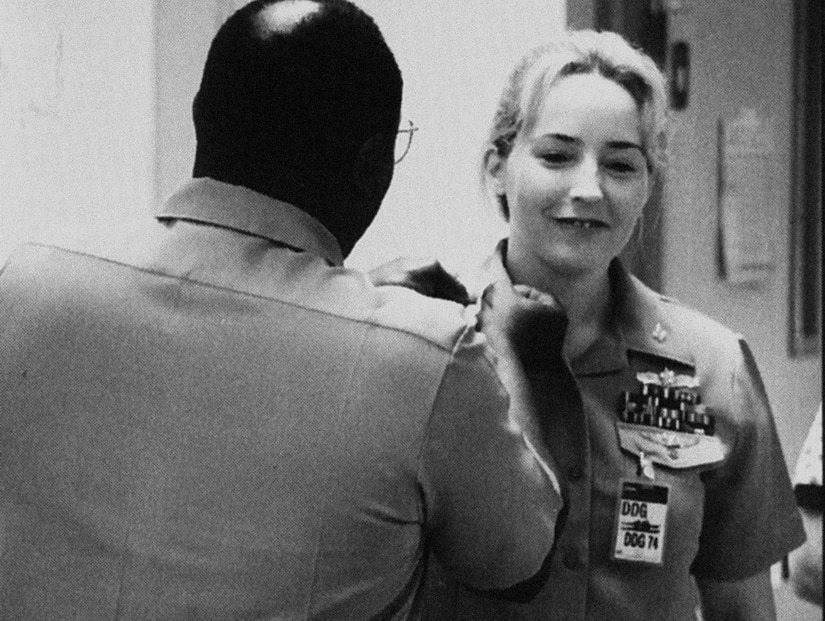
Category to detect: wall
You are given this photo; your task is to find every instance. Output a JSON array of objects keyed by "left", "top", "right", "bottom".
[
  {"left": 661, "top": 0, "right": 821, "bottom": 471},
  {"left": 154, "top": 1, "right": 229, "bottom": 206},
  {"left": 346, "top": 1, "right": 566, "bottom": 275},
  {"left": 0, "top": 0, "right": 155, "bottom": 263}
]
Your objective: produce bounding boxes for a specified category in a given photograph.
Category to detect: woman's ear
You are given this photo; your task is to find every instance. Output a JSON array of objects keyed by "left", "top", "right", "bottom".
[
  {"left": 642, "top": 169, "right": 654, "bottom": 208},
  {"left": 483, "top": 147, "right": 507, "bottom": 197}
]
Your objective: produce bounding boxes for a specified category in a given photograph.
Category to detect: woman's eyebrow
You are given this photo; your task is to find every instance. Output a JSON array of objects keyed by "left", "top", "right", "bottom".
[
  {"left": 606, "top": 140, "right": 645, "bottom": 153},
  {"left": 541, "top": 134, "right": 645, "bottom": 154},
  {"left": 543, "top": 133, "right": 577, "bottom": 143}
]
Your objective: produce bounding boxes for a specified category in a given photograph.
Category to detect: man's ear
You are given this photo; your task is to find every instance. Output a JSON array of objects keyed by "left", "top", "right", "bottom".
[
  {"left": 484, "top": 146, "right": 507, "bottom": 198},
  {"left": 329, "top": 132, "right": 394, "bottom": 258},
  {"left": 353, "top": 132, "right": 395, "bottom": 205}
]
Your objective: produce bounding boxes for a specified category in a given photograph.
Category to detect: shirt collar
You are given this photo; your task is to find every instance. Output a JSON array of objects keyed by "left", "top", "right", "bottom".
[
  {"left": 610, "top": 259, "right": 695, "bottom": 369},
  {"left": 156, "top": 178, "right": 344, "bottom": 266},
  {"left": 480, "top": 240, "right": 694, "bottom": 375}
]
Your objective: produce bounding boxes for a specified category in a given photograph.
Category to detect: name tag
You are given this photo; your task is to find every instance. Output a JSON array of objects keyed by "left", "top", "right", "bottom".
[{"left": 612, "top": 481, "right": 669, "bottom": 565}]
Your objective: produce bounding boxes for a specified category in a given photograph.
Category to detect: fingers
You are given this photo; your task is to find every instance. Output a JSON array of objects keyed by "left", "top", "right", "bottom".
[
  {"left": 368, "top": 256, "right": 433, "bottom": 287},
  {"left": 482, "top": 282, "right": 560, "bottom": 311},
  {"left": 435, "top": 276, "right": 473, "bottom": 306},
  {"left": 478, "top": 281, "right": 569, "bottom": 365},
  {"left": 426, "top": 263, "right": 473, "bottom": 306},
  {"left": 369, "top": 256, "right": 472, "bottom": 305},
  {"left": 481, "top": 280, "right": 517, "bottom": 305},
  {"left": 512, "top": 284, "right": 563, "bottom": 311}
]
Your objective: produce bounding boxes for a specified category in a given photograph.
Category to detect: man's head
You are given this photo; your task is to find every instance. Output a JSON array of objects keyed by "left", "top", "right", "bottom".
[{"left": 193, "top": 0, "right": 402, "bottom": 256}]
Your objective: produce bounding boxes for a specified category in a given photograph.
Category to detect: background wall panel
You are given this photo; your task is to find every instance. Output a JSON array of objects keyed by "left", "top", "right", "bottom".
[{"left": 0, "top": 0, "right": 155, "bottom": 262}]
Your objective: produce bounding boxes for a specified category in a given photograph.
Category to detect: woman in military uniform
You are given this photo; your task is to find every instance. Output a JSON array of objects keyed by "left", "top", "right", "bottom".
[{"left": 422, "top": 30, "right": 804, "bottom": 621}]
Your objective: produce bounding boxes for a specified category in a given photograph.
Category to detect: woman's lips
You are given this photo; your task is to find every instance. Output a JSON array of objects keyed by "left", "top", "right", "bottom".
[{"left": 553, "top": 217, "right": 608, "bottom": 230}]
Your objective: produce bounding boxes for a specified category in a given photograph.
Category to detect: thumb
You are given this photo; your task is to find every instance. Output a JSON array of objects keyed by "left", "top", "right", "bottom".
[{"left": 512, "top": 284, "right": 564, "bottom": 310}]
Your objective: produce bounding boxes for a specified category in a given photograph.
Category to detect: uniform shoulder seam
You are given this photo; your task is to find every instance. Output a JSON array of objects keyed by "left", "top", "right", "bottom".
[{"left": 17, "top": 243, "right": 468, "bottom": 354}]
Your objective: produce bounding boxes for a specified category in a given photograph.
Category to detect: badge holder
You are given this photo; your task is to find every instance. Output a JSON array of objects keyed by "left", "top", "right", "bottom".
[{"left": 611, "top": 477, "right": 669, "bottom": 566}]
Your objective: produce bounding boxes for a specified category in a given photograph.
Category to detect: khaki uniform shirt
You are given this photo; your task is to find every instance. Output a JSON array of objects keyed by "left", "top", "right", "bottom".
[
  {"left": 0, "top": 183, "right": 561, "bottom": 620},
  {"left": 423, "top": 240, "right": 804, "bottom": 621}
]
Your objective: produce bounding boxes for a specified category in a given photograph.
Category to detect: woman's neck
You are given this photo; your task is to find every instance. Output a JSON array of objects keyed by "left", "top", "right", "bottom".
[{"left": 504, "top": 250, "right": 613, "bottom": 362}]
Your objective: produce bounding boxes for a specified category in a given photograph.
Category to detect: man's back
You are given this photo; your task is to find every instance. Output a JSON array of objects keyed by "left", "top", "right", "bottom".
[{"left": 0, "top": 180, "right": 558, "bottom": 619}]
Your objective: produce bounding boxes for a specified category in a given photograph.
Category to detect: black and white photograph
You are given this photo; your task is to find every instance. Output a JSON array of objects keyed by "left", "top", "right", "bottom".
[{"left": 0, "top": 1, "right": 821, "bottom": 619}]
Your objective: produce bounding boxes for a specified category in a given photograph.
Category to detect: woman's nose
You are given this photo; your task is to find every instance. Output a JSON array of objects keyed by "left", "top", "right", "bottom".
[{"left": 569, "top": 158, "right": 603, "bottom": 203}]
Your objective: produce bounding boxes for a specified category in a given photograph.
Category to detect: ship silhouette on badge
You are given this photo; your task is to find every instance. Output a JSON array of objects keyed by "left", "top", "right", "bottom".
[{"left": 621, "top": 520, "right": 661, "bottom": 534}]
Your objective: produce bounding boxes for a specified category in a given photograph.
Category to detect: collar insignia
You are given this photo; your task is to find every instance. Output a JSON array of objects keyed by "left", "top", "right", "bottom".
[
  {"left": 636, "top": 368, "right": 700, "bottom": 390},
  {"left": 652, "top": 322, "right": 668, "bottom": 343},
  {"left": 639, "top": 429, "right": 701, "bottom": 460}
]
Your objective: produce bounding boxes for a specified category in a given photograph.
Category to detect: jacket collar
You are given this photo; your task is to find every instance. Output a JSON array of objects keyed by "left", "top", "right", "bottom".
[
  {"left": 156, "top": 178, "right": 344, "bottom": 266},
  {"left": 480, "top": 240, "right": 695, "bottom": 375}
]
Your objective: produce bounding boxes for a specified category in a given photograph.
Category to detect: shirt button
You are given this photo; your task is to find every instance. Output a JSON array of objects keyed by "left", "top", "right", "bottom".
[
  {"left": 562, "top": 547, "right": 581, "bottom": 571},
  {"left": 567, "top": 466, "right": 584, "bottom": 482}
]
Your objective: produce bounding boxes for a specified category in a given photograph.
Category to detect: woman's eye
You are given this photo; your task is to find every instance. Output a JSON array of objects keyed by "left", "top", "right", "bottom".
[
  {"left": 540, "top": 152, "right": 573, "bottom": 165},
  {"left": 604, "top": 160, "right": 640, "bottom": 174}
]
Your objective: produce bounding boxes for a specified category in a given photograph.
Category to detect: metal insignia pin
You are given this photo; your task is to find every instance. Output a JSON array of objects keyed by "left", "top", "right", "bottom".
[
  {"left": 638, "top": 450, "right": 655, "bottom": 480},
  {"left": 639, "top": 429, "right": 700, "bottom": 456},
  {"left": 636, "top": 368, "right": 699, "bottom": 389},
  {"left": 652, "top": 322, "right": 668, "bottom": 343}
]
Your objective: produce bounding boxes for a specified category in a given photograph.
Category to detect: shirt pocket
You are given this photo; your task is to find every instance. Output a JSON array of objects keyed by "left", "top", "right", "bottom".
[{"left": 616, "top": 426, "right": 718, "bottom": 574}]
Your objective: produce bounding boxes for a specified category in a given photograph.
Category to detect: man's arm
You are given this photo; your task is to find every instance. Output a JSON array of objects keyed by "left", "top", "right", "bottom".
[
  {"left": 418, "top": 322, "right": 562, "bottom": 593},
  {"left": 788, "top": 507, "right": 823, "bottom": 606},
  {"left": 697, "top": 571, "right": 776, "bottom": 621},
  {"left": 419, "top": 281, "right": 573, "bottom": 596},
  {"left": 787, "top": 407, "right": 823, "bottom": 607},
  {"left": 373, "top": 260, "right": 571, "bottom": 598}
]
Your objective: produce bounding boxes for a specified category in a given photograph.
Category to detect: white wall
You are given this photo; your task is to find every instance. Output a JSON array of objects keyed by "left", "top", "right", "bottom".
[
  {"left": 347, "top": 1, "right": 566, "bottom": 275},
  {"left": 0, "top": 0, "right": 155, "bottom": 263},
  {"left": 154, "top": 1, "right": 229, "bottom": 206}
]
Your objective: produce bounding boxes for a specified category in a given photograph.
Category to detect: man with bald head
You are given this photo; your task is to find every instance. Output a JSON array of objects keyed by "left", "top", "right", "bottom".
[{"left": 0, "top": 1, "right": 564, "bottom": 618}]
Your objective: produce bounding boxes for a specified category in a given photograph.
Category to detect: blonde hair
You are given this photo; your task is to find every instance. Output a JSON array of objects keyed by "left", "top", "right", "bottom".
[{"left": 486, "top": 30, "right": 668, "bottom": 218}]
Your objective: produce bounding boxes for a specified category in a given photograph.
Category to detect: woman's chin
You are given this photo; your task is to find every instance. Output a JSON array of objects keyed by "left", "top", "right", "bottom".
[{"left": 538, "top": 248, "right": 612, "bottom": 278}]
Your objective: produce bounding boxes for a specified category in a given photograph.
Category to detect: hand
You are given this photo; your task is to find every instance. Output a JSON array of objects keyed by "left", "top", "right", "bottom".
[
  {"left": 368, "top": 256, "right": 472, "bottom": 305},
  {"left": 478, "top": 282, "right": 568, "bottom": 367}
]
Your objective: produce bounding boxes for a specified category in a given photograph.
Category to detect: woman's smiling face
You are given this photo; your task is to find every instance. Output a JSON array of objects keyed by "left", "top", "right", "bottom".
[{"left": 490, "top": 72, "right": 650, "bottom": 279}]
